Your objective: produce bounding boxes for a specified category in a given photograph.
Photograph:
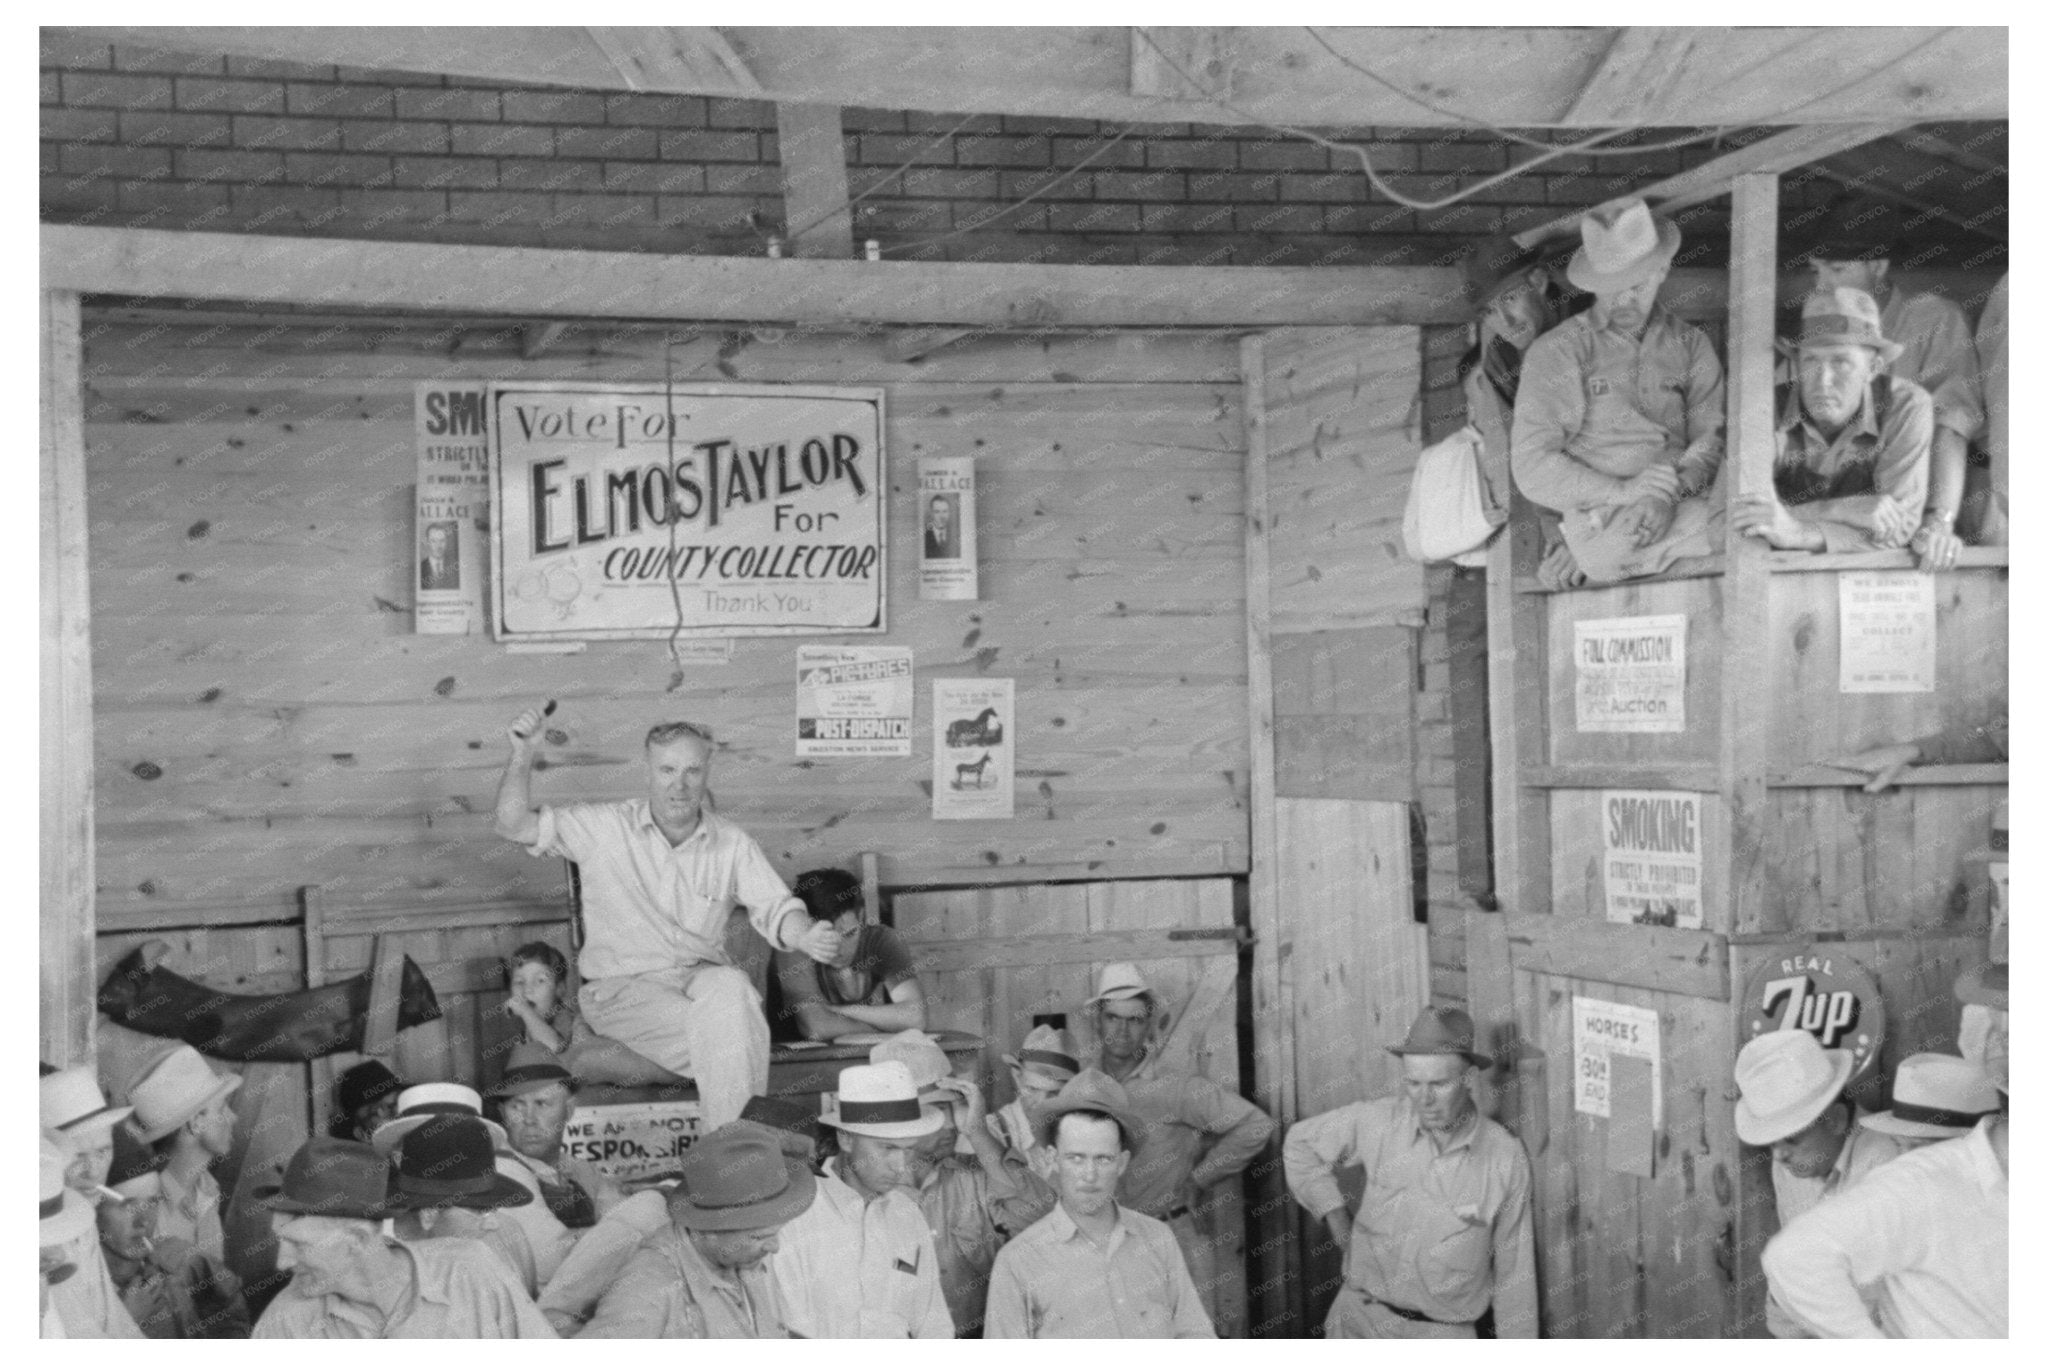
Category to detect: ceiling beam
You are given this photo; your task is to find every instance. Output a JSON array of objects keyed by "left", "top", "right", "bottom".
[
  {"left": 1130, "top": 27, "right": 1236, "bottom": 102},
  {"left": 776, "top": 104, "right": 854, "bottom": 259},
  {"left": 1559, "top": 27, "right": 1709, "bottom": 124},
  {"left": 583, "top": 26, "right": 764, "bottom": 95},
  {"left": 1807, "top": 159, "right": 2007, "bottom": 243},
  {"left": 1512, "top": 122, "right": 1914, "bottom": 248}
]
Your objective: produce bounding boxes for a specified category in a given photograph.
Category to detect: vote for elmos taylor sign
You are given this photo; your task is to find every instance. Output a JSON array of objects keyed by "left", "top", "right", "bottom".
[{"left": 489, "top": 381, "right": 886, "bottom": 639}]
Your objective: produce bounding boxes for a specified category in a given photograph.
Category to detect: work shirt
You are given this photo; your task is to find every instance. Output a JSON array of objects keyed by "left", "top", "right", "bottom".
[
  {"left": 579, "top": 1225, "right": 786, "bottom": 1338},
  {"left": 1770, "top": 1121, "right": 1909, "bottom": 1227},
  {"left": 984, "top": 1202, "right": 1215, "bottom": 1339},
  {"left": 1773, "top": 376, "right": 1933, "bottom": 551},
  {"left": 109, "top": 1243, "right": 249, "bottom": 1340},
  {"left": 1283, "top": 1096, "right": 1537, "bottom": 1338},
  {"left": 527, "top": 803, "right": 805, "bottom": 981},
  {"left": 1114, "top": 1051, "right": 1275, "bottom": 1218},
  {"left": 254, "top": 1237, "right": 557, "bottom": 1339},
  {"left": 1883, "top": 289, "right": 1984, "bottom": 442},
  {"left": 49, "top": 1232, "right": 145, "bottom": 1339},
  {"left": 1511, "top": 305, "right": 1726, "bottom": 513},
  {"left": 907, "top": 1150, "right": 1056, "bottom": 1334},
  {"left": 769, "top": 1161, "right": 954, "bottom": 1339},
  {"left": 492, "top": 1153, "right": 576, "bottom": 1286},
  {"left": 776, "top": 924, "right": 916, "bottom": 1010},
  {"left": 1762, "top": 1116, "right": 2007, "bottom": 1338},
  {"left": 156, "top": 1163, "right": 225, "bottom": 1263}
]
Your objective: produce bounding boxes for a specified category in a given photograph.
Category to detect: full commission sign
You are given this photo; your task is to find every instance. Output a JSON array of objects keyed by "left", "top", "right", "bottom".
[{"left": 489, "top": 382, "right": 886, "bottom": 639}]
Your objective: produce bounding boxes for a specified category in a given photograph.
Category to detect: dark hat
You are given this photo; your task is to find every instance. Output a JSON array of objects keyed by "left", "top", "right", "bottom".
[
  {"left": 488, "top": 1042, "right": 577, "bottom": 1100},
  {"left": 1030, "top": 1068, "right": 1147, "bottom": 1153},
  {"left": 390, "top": 1115, "right": 534, "bottom": 1212},
  {"left": 1804, "top": 194, "right": 1899, "bottom": 263},
  {"left": 254, "top": 1137, "right": 400, "bottom": 1220},
  {"left": 737, "top": 1094, "right": 823, "bottom": 1159},
  {"left": 335, "top": 1060, "right": 406, "bottom": 1117},
  {"left": 1954, "top": 960, "right": 2008, "bottom": 1010},
  {"left": 1460, "top": 234, "right": 1548, "bottom": 317},
  {"left": 669, "top": 1125, "right": 817, "bottom": 1232},
  {"left": 106, "top": 1121, "right": 168, "bottom": 1196},
  {"left": 1387, "top": 1006, "right": 1493, "bottom": 1070}
]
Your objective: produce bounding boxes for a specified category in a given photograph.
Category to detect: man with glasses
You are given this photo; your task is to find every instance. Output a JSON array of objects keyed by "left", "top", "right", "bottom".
[{"left": 496, "top": 705, "right": 844, "bottom": 1128}]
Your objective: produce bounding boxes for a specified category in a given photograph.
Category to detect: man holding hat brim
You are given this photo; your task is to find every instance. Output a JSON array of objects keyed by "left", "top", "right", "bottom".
[
  {"left": 99, "top": 1121, "right": 250, "bottom": 1338},
  {"left": 1283, "top": 1005, "right": 1536, "bottom": 1338},
  {"left": 985, "top": 1068, "right": 1214, "bottom": 1338},
  {"left": 1760, "top": 960, "right": 2009, "bottom": 1338},
  {"left": 1086, "top": 961, "right": 1272, "bottom": 1330},
  {"left": 991, "top": 1021, "right": 1082, "bottom": 1179},
  {"left": 127, "top": 1042, "right": 243, "bottom": 1265},
  {"left": 41, "top": 1068, "right": 147, "bottom": 1339},
  {"left": 1733, "top": 287, "right": 1937, "bottom": 555},
  {"left": 1511, "top": 198, "right": 1729, "bottom": 584},
  {"left": 1804, "top": 196, "right": 1986, "bottom": 567},
  {"left": 251, "top": 1136, "right": 557, "bottom": 1338},
  {"left": 579, "top": 1123, "right": 817, "bottom": 1337},
  {"left": 768, "top": 1060, "right": 955, "bottom": 1338}
]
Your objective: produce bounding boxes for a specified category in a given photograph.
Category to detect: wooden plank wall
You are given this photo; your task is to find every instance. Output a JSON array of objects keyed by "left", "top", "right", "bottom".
[
  {"left": 893, "top": 877, "right": 1248, "bottom": 1336},
  {"left": 80, "top": 319, "right": 1250, "bottom": 915}
]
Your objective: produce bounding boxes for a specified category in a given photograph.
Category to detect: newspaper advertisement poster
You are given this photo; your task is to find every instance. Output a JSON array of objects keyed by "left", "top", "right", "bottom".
[
  {"left": 919, "top": 456, "right": 978, "bottom": 601},
  {"left": 932, "top": 677, "right": 1013, "bottom": 820},
  {"left": 1574, "top": 614, "right": 1687, "bottom": 733},
  {"left": 1601, "top": 789, "right": 1704, "bottom": 928},
  {"left": 1838, "top": 571, "right": 1936, "bottom": 693},
  {"left": 414, "top": 382, "right": 492, "bottom": 634},
  {"left": 1572, "top": 996, "right": 1663, "bottom": 1126},
  {"left": 562, "top": 1100, "right": 701, "bottom": 1182},
  {"left": 488, "top": 381, "right": 886, "bottom": 640},
  {"left": 797, "top": 646, "right": 914, "bottom": 757}
]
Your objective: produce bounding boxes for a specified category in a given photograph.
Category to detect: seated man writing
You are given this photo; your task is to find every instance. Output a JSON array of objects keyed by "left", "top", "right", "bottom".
[
  {"left": 772, "top": 868, "right": 926, "bottom": 1043},
  {"left": 495, "top": 706, "right": 841, "bottom": 1127},
  {"left": 1731, "top": 288, "right": 1934, "bottom": 555},
  {"left": 1510, "top": 198, "right": 1727, "bottom": 583}
]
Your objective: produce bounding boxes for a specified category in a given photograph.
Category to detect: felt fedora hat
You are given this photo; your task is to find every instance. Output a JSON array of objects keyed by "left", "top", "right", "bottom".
[
  {"left": 1461, "top": 233, "right": 1549, "bottom": 318},
  {"left": 1860, "top": 1053, "right": 2002, "bottom": 1140},
  {"left": 129, "top": 1045, "right": 242, "bottom": 1144},
  {"left": 488, "top": 1042, "right": 578, "bottom": 1100},
  {"left": 335, "top": 1060, "right": 407, "bottom": 1117},
  {"left": 869, "top": 1029, "right": 953, "bottom": 1093},
  {"left": 669, "top": 1125, "right": 818, "bottom": 1231},
  {"left": 1734, "top": 1030, "right": 1855, "bottom": 1145},
  {"left": 1798, "top": 286, "right": 1903, "bottom": 363},
  {"left": 1087, "top": 962, "right": 1156, "bottom": 1007},
  {"left": 371, "top": 1082, "right": 508, "bottom": 1155},
  {"left": 106, "top": 1121, "right": 169, "bottom": 1201},
  {"left": 1030, "top": 1067, "right": 1147, "bottom": 1153},
  {"left": 1002, "top": 1023, "right": 1082, "bottom": 1083},
  {"left": 390, "top": 1115, "right": 534, "bottom": 1211},
  {"left": 254, "top": 1137, "right": 399, "bottom": 1219},
  {"left": 1566, "top": 199, "right": 1681, "bottom": 294},
  {"left": 1954, "top": 960, "right": 2008, "bottom": 1010},
  {"left": 736, "top": 1095, "right": 823, "bottom": 1160},
  {"left": 40, "top": 1134, "right": 94, "bottom": 1249},
  {"left": 40, "top": 1065, "right": 134, "bottom": 1138},
  {"left": 1387, "top": 1006, "right": 1494, "bottom": 1071},
  {"left": 819, "top": 1062, "right": 944, "bottom": 1140}
]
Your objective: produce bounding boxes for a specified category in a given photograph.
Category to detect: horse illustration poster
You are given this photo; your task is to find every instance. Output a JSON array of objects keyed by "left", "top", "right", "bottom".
[
  {"left": 932, "top": 677, "right": 1014, "bottom": 820},
  {"left": 487, "top": 380, "right": 886, "bottom": 640},
  {"left": 796, "top": 646, "right": 914, "bottom": 757},
  {"left": 414, "top": 381, "right": 491, "bottom": 635},
  {"left": 918, "top": 455, "right": 978, "bottom": 601}
]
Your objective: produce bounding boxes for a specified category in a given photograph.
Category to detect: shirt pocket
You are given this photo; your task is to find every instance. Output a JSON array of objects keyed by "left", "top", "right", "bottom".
[{"left": 1419, "top": 1200, "right": 1492, "bottom": 1302}]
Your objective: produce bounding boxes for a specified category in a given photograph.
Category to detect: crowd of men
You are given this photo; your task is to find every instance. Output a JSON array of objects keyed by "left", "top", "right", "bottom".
[{"left": 1460, "top": 192, "right": 2005, "bottom": 586}]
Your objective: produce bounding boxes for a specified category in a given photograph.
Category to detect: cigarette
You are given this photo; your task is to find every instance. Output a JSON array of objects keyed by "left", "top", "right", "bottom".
[{"left": 94, "top": 1185, "right": 122, "bottom": 1204}]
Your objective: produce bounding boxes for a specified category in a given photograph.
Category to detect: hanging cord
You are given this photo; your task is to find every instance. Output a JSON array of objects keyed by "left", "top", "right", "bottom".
[{"left": 662, "top": 335, "right": 690, "bottom": 672}]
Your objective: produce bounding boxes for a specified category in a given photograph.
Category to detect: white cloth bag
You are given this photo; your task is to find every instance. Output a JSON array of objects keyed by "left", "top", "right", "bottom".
[{"left": 1401, "top": 424, "right": 1499, "bottom": 568}]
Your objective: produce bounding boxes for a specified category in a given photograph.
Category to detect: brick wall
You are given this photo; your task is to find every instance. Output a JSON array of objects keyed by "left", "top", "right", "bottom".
[{"left": 40, "top": 32, "right": 1834, "bottom": 266}]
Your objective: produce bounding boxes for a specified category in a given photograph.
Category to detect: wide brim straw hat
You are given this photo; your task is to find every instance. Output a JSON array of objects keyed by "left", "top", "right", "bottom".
[
  {"left": 818, "top": 1062, "right": 944, "bottom": 1140},
  {"left": 371, "top": 1082, "right": 508, "bottom": 1155},
  {"left": 1733, "top": 1030, "right": 1855, "bottom": 1145},
  {"left": 40, "top": 1065, "right": 134, "bottom": 1139},
  {"left": 129, "top": 1045, "right": 242, "bottom": 1144},
  {"left": 1860, "top": 1053, "right": 2002, "bottom": 1140}
]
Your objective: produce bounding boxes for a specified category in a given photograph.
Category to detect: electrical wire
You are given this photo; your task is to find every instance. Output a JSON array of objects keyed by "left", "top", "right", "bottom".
[
  {"left": 662, "top": 335, "right": 690, "bottom": 672},
  {"left": 877, "top": 125, "right": 1138, "bottom": 257},
  {"left": 784, "top": 111, "right": 986, "bottom": 244}
]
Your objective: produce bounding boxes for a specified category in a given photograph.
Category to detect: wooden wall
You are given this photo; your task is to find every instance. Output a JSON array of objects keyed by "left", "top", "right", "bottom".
[{"left": 81, "top": 317, "right": 1251, "bottom": 916}]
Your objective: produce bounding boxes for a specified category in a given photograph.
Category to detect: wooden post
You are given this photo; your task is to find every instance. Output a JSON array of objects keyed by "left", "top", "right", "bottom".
[
  {"left": 302, "top": 886, "right": 334, "bottom": 1137},
  {"left": 40, "top": 288, "right": 94, "bottom": 1066},
  {"left": 1238, "top": 333, "right": 1302, "bottom": 1336},
  {"left": 776, "top": 103, "right": 855, "bottom": 259}
]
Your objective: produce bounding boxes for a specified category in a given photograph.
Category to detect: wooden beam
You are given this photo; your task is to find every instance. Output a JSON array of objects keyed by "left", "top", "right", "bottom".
[
  {"left": 1130, "top": 27, "right": 1235, "bottom": 101},
  {"left": 584, "top": 26, "right": 763, "bottom": 94},
  {"left": 1808, "top": 156, "right": 2007, "bottom": 243},
  {"left": 520, "top": 321, "right": 568, "bottom": 359},
  {"left": 776, "top": 103, "right": 855, "bottom": 259},
  {"left": 40, "top": 288, "right": 95, "bottom": 1067},
  {"left": 1769, "top": 763, "right": 2008, "bottom": 789},
  {"left": 1514, "top": 122, "right": 1912, "bottom": 248},
  {"left": 1521, "top": 764, "right": 1722, "bottom": 791},
  {"left": 902, "top": 927, "right": 1240, "bottom": 973},
  {"left": 1559, "top": 27, "right": 1708, "bottom": 124},
  {"left": 882, "top": 327, "right": 978, "bottom": 364},
  {"left": 1506, "top": 916, "right": 1730, "bottom": 1001}
]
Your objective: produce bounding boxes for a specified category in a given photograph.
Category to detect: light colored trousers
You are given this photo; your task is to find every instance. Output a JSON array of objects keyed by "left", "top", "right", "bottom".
[{"left": 579, "top": 963, "right": 769, "bottom": 1128}]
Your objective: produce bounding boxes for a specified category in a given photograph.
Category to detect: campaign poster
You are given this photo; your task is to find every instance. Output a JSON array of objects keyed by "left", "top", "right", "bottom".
[
  {"left": 561, "top": 1100, "right": 701, "bottom": 1182},
  {"left": 1572, "top": 996, "right": 1663, "bottom": 1126},
  {"left": 1839, "top": 571, "right": 1936, "bottom": 693},
  {"left": 797, "top": 646, "right": 914, "bottom": 757},
  {"left": 488, "top": 381, "right": 886, "bottom": 640},
  {"left": 932, "top": 677, "right": 1013, "bottom": 820},
  {"left": 1600, "top": 789, "right": 1704, "bottom": 928},
  {"left": 413, "top": 382, "right": 492, "bottom": 634},
  {"left": 1574, "top": 614, "right": 1686, "bottom": 733},
  {"left": 919, "top": 456, "right": 978, "bottom": 600}
]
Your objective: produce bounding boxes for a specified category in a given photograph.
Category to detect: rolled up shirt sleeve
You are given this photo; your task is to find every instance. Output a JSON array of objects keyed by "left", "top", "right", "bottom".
[
  {"left": 1180, "top": 1078, "right": 1275, "bottom": 1187},
  {"left": 1871, "top": 384, "right": 1934, "bottom": 523},
  {"left": 1282, "top": 1105, "right": 1372, "bottom": 1221},
  {"left": 730, "top": 836, "right": 806, "bottom": 950}
]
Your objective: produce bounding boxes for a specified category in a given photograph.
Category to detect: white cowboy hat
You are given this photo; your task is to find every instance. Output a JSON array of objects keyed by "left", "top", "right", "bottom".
[
  {"left": 1087, "top": 962, "right": 1156, "bottom": 1008},
  {"left": 1566, "top": 198, "right": 1681, "bottom": 294},
  {"left": 818, "top": 1062, "right": 943, "bottom": 1141},
  {"left": 370, "top": 1082, "right": 508, "bottom": 1155},
  {"left": 1733, "top": 1030, "right": 1854, "bottom": 1146},
  {"left": 1860, "top": 1053, "right": 2002, "bottom": 1140},
  {"left": 40, "top": 1065, "right": 134, "bottom": 1138},
  {"left": 128, "top": 1045, "right": 242, "bottom": 1144}
]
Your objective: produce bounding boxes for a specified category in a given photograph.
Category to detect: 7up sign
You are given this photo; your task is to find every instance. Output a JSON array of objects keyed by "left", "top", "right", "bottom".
[{"left": 1739, "top": 947, "right": 1886, "bottom": 1086}]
